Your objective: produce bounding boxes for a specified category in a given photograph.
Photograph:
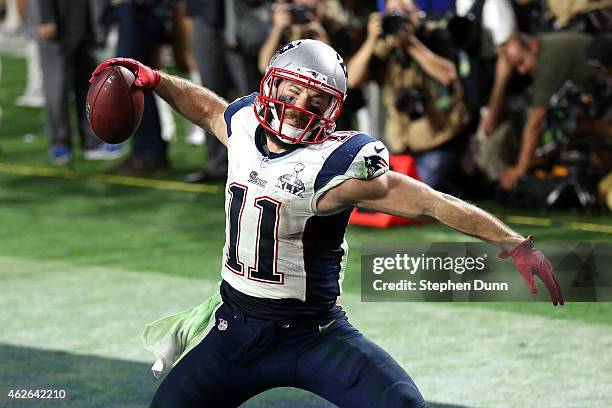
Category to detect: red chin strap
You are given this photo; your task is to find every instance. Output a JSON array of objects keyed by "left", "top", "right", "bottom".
[{"left": 255, "top": 68, "right": 344, "bottom": 144}]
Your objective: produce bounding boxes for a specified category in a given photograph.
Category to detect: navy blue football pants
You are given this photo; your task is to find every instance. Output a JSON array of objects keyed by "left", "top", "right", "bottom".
[{"left": 150, "top": 303, "right": 427, "bottom": 407}]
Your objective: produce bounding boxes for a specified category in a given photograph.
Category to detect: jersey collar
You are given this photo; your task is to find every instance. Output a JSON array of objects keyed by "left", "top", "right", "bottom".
[{"left": 255, "top": 125, "right": 304, "bottom": 160}]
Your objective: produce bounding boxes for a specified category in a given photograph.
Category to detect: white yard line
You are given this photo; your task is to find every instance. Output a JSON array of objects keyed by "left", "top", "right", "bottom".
[{"left": 1, "top": 256, "right": 610, "bottom": 408}]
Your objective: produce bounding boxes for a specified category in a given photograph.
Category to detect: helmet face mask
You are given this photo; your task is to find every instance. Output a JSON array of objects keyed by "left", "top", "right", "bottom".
[
  {"left": 256, "top": 68, "right": 344, "bottom": 144},
  {"left": 254, "top": 40, "right": 348, "bottom": 145}
]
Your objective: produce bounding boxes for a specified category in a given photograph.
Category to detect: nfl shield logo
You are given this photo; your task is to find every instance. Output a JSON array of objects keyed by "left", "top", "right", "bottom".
[{"left": 218, "top": 318, "right": 228, "bottom": 331}]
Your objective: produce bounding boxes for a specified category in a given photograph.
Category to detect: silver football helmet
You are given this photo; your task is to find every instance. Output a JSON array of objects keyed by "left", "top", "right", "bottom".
[{"left": 254, "top": 39, "right": 348, "bottom": 144}]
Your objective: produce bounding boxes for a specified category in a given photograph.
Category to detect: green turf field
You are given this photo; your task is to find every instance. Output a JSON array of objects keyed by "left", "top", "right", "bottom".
[{"left": 1, "top": 54, "right": 611, "bottom": 407}]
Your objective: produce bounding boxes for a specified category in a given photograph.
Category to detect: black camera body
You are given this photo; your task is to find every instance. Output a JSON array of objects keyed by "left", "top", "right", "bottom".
[
  {"left": 395, "top": 87, "right": 426, "bottom": 120},
  {"left": 382, "top": 12, "right": 410, "bottom": 36},
  {"left": 288, "top": 4, "right": 313, "bottom": 25},
  {"left": 548, "top": 77, "right": 612, "bottom": 135}
]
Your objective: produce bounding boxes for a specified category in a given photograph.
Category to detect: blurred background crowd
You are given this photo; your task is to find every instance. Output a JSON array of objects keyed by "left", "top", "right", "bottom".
[{"left": 0, "top": 0, "right": 611, "bottom": 211}]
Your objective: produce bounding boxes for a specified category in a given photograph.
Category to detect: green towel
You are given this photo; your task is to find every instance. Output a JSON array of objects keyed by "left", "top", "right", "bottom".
[{"left": 142, "top": 284, "right": 223, "bottom": 378}]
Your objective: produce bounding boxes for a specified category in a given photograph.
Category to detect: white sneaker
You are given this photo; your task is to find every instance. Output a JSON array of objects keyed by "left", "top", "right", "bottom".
[
  {"left": 49, "top": 146, "right": 72, "bottom": 165},
  {"left": 84, "top": 143, "right": 127, "bottom": 160},
  {"left": 15, "top": 94, "right": 45, "bottom": 108}
]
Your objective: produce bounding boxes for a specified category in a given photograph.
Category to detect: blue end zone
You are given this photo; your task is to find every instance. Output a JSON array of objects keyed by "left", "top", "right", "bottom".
[
  {"left": 224, "top": 92, "right": 258, "bottom": 137},
  {"left": 313, "top": 133, "right": 377, "bottom": 192}
]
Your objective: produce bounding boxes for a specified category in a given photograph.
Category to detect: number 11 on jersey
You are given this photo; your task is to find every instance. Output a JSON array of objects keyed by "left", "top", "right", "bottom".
[{"left": 225, "top": 183, "right": 283, "bottom": 284}]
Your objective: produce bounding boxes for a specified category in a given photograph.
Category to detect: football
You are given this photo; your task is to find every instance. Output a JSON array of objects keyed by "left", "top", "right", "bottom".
[{"left": 86, "top": 66, "right": 144, "bottom": 144}]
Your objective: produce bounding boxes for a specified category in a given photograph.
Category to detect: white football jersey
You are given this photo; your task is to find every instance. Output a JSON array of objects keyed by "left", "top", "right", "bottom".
[{"left": 220, "top": 93, "right": 389, "bottom": 304}]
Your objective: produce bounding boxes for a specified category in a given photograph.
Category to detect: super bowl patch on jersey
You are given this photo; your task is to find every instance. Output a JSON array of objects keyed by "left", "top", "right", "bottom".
[{"left": 276, "top": 163, "right": 306, "bottom": 197}]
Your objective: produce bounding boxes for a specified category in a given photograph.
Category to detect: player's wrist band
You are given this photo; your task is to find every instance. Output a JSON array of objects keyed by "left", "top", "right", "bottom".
[
  {"left": 510, "top": 235, "right": 535, "bottom": 257},
  {"left": 499, "top": 235, "right": 534, "bottom": 259}
]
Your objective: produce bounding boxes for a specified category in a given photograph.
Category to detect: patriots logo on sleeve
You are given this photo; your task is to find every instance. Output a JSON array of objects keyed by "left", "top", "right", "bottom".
[{"left": 364, "top": 155, "right": 389, "bottom": 178}]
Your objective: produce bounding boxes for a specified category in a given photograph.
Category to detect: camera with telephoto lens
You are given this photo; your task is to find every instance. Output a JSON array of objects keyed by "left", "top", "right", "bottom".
[
  {"left": 394, "top": 87, "right": 426, "bottom": 120},
  {"left": 288, "top": 4, "right": 313, "bottom": 25},
  {"left": 548, "top": 76, "right": 612, "bottom": 136},
  {"left": 382, "top": 11, "right": 410, "bottom": 36}
]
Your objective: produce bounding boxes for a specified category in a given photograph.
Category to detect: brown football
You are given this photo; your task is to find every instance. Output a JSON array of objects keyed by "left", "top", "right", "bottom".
[{"left": 86, "top": 66, "right": 144, "bottom": 144}]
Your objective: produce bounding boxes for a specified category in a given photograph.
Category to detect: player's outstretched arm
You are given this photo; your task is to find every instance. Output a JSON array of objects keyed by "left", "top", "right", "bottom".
[
  {"left": 154, "top": 72, "right": 228, "bottom": 145},
  {"left": 319, "top": 171, "right": 523, "bottom": 248},
  {"left": 319, "top": 171, "right": 564, "bottom": 305},
  {"left": 90, "top": 58, "right": 229, "bottom": 146}
]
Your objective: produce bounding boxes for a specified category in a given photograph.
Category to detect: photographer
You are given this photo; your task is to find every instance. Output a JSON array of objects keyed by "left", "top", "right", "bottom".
[
  {"left": 257, "top": 0, "right": 349, "bottom": 74},
  {"left": 348, "top": 0, "right": 469, "bottom": 190},
  {"left": 499, "top": 31, "right": 610, "bottom": 191},
  {"left": 259, "top": 0, "right": 360, "bottom": 130}
]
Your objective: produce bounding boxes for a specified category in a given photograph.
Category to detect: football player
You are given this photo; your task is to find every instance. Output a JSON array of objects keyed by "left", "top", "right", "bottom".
[{"left": 91, "top": 39, "right": 563, "bottom": 408}]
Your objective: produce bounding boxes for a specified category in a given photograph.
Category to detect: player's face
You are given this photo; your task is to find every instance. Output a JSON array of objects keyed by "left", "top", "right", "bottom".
[{"left": 276, "top": 80, "right": 332, "bottom": 129}]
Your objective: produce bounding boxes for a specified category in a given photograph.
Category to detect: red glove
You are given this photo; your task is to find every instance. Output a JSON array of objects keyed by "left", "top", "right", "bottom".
[
  {"left": 500, "top": 236, "right": 564, "bottom": 306},
  {"left": 89, "top": 57, "right": 161, "bottom": 91}
]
